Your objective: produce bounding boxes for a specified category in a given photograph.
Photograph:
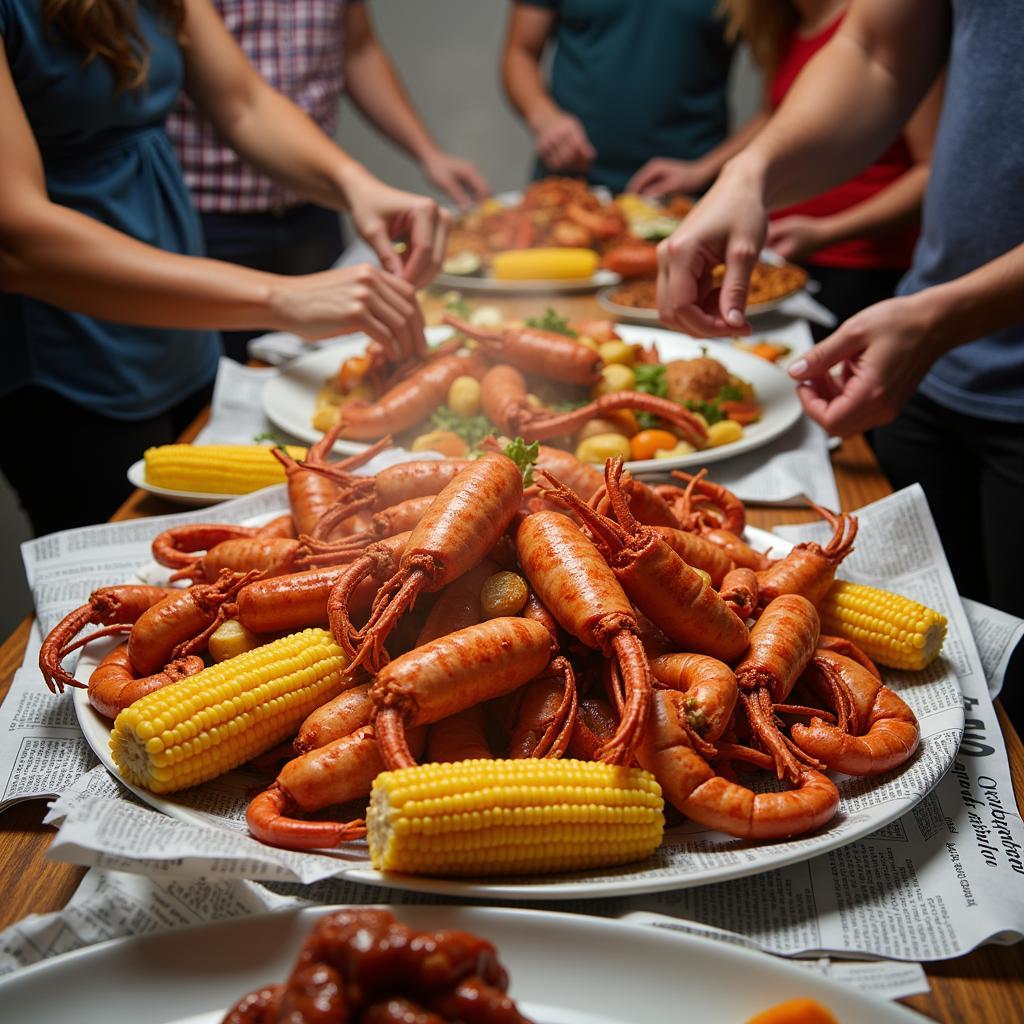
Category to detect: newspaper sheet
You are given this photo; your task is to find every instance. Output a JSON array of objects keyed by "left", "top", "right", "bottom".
[{"left": 2, "top": 485, "right": 1018, "bottom": 965}]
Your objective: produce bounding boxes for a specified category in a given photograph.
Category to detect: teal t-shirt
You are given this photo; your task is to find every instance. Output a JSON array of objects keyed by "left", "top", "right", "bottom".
[
  {"left": 1, "top": 0, "right": 220, "bottom": 420},
  {"left": 521, "top": 0, "right": 734, "bottom": 193}
]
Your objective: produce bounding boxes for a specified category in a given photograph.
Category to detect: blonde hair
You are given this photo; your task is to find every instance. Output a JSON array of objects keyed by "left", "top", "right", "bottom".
[
  {"left": 717, "top": 0, "right": 798, "bottom": 77},
  {"left": 43, "top": 0, "right": 186, "bottom": 92}
]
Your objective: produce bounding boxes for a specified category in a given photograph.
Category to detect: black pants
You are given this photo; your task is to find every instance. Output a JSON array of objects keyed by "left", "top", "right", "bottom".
[
  {"left": 0, "top": 382, "right": 212, "bottom": 536},
  {"left": 201, "top": 204, "right": 345, "bottom": 363},
  {"left": 803, "top": 265, "right": 906, "bottom": 342}
]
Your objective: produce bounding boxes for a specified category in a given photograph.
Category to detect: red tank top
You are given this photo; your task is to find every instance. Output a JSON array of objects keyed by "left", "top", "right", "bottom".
[{"left": 769, "top": 14, "right": 919, "bottom": 269}]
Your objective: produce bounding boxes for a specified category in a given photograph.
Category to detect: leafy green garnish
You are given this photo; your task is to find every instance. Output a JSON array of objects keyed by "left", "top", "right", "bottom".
[
  {"left": 635, "top": 411, "right": 662, "bottom": 431},
  {"left": 684, "top": 399, "right": 726, "bottom": 426},
  {"left": 549, "top": 397, "right": 588, "bottom": 413},
  {"left": 252, "top": 431, "right": 291, "bottom": 451},
  {"left": 430, "top": 406, "right": 494, "bottom": 449},
  {"left": 503, "top": 437, "right": 540, "bottom": 486},
  {"left": 525, "top": 307, "right": 577, "bottom": 337},
  {"left": 633, "top": 363, "right": 668, "bottom": 398},
  {"left": 444, "top": 295, "right": 472, "bottom": 319}
]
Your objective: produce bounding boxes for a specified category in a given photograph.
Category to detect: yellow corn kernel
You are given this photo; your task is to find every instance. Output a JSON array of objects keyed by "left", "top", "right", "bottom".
[
  {"left": 368, "top": 758, "right": 664, "bottom": 876},
  {"left": 110, "top": 629, "right": 348, "bottom": 793},
  {"left": 144, "top": 444, "right": 307, "bottom": 495},
  {"left": 819, "top": 580, "right": 947, "bottom": 671},
  {"left": 705, "top": 420, "right": 744, "bottom": 448},
  {"left": 492, "top": 248, "right": 598, "bottom": 281}
]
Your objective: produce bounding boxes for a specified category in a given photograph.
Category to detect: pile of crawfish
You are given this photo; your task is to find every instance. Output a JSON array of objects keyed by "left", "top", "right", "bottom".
[{"left": 40, "top": 432, "right": 920, "bottom": 857}]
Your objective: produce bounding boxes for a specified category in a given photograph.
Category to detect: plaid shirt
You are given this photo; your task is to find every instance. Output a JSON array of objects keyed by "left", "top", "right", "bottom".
[{"left": 167, "top": 1, "right": 356, "bottom": 214}]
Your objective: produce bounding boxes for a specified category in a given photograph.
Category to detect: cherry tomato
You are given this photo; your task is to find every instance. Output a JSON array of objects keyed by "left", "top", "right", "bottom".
[{"left": 629, "top": 429, "right": 678, "bottom": 461}]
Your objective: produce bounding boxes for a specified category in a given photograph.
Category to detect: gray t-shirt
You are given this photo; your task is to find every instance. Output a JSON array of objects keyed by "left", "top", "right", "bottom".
[{"left": 898, "top": 0, "right": 1024, "bottom": 423}]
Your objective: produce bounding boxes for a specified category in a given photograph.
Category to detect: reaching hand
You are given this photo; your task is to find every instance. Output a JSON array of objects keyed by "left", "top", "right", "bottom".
[
  {"left": 345, "top": 172, "right": 451, "bottom": 287},
  {"left": 625, "top": 157, "right": 708, "bottom": 199},
  {"left": 765, "top": 214, "right": 829, "bottom": 261},
  {"left": 787, "top": 294, "right": 941, "bottom": 437},
  {"left": 533, "top": 110, "right": 595, "bottom": 174},
  {"left": 656, "top": 166, "right": 768, "bottom": 337},
  {"left": 421, "top": 150, "right": 491, "bottom": 211},
  {"left": 269, "top": 263, "right": 427, "bottom": 362}
]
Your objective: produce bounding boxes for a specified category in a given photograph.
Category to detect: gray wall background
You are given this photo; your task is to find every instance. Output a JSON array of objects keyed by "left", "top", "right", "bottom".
[{"left": 0, "top": 0, "right": 762, "bottom": 638}]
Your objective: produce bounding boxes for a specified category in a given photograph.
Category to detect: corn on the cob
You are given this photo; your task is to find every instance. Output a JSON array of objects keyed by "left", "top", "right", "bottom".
[
  {"left": 110, "top": 628, "right": 347, "bottom": 793},
  {"left": 143, "top": 444, "right": 307, "bottom": 494},
  {"left": 492, "top": 247, "right": 599, "bottom": 281},
  {"left": 820, "top": 580, "right": 947, "bottom": 671},
  {"left": 367, "top": 758, "right": 664, "bottom": 876}
]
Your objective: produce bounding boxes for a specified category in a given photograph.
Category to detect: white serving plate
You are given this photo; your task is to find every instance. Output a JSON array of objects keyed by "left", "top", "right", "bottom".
[
  {"left": 70, "top": 521, "right": 963, "bottom": 903},
  {"left": 261, "top": 324, "right": 804, "bottom": 475},
  {"left": 0, "top": 905, "right": 927, "bottom": 1023},
  {"left": 126, "top": 459, "right": 237, "bottom": 508}
]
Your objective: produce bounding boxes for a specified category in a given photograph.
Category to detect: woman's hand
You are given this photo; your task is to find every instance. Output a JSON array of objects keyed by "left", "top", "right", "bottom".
[
  {"left": 421, "top": 150, "right": 490, "bottom": 211},
  {"left": 787, "top": 293, "right": 943, "bottom": 437},
  {"left": 626, "top": 157, "right": 709, "bottom": 199},
  {"left": 268, "top": 263, "right": 427, "bottom": 361},
  {"left": 343, "top": 170, "right": 451, "bottom": 287},
  {"left": 656, "top": 162, "right": 769, "bottom": 337},
  {"left": 765, "top": 214, "right": 829, "bottom": 261},
  {"left": 532, "top": 110, "right": 595, "bottom": 174}
]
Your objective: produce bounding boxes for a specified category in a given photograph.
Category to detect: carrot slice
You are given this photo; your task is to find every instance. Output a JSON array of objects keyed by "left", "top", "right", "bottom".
[{"left": 745, "top": 997, "right": 839, "bottom": 1024}]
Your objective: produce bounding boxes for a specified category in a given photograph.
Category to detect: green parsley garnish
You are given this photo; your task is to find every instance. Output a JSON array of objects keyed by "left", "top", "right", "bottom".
[
  {"left": 503, "top": 437, "right": 540, "bottom": 487},
  {"left": 429, "top": 406, "right": 494, "bottom": 450},
  {"left": 525, "top": 307, "right": 577, "bottom": 337},
  {"left": 633, "top": 363, "right": 668, "bottom": 398}
]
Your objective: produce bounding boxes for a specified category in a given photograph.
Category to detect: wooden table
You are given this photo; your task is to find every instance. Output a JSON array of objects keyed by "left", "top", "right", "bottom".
[{"left": 1, "top": 294, "right": 1022, "bottom": 1020}]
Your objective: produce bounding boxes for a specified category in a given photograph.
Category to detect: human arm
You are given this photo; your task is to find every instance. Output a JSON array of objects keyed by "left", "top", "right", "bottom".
[
  {"left": 342, "top": 3, "right": 489, "bottom": 209},
  {"left": 787, "top": 241, "right": 1024, "bottom": 436},
  {"left": 626, "top": 110, "right": 770, "bottom": 198},
  {"left": 501, "top": 3, "right": 595, "bottom": 173},
  {"left": 766, "top": 72, "right": 944, "bottom": 260},
  {"left": 180, "top": 0, "right": 446, "bottom": 285},
  {"left": 0, "top": 42, "right": 423, "bottom": 358},
  {"left": 656, "top": 0, "right": 951, "bottom": 336}
]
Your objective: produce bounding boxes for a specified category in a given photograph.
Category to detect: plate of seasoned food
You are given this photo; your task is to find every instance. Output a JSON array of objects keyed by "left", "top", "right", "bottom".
[
  {"left": 62, "top": 478, "right": 956, "bottom": 903},
  {"left": 598, "top": 255, "right": 810, "bottom": 325},
  {"left": 261, "top": 316, "right": 804, "bottom": 476},
  {"left": 434, "top": 181, "right": 691, "bottom": 293},
  {"left": 0, "top": 905, "right": 928, "bottom": 1023}
]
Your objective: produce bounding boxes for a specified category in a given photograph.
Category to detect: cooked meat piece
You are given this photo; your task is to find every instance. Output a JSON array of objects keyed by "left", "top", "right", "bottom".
[{"left": 664, "top": 357, "right": 731, "bottom": 405}]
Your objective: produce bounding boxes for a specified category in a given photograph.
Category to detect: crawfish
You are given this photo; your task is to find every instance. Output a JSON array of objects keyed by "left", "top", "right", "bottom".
[
  {"left": 328, "top": 454, "right": 523, "bottom": 674},
  {"left": 479, "top": 363, "right": 708, "bottom": 447},
  {"left": 40, "top": 585, "right": 177, "bottom": 693}
]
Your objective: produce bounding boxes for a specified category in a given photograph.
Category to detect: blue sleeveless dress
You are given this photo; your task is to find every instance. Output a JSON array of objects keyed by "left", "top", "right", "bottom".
[{"left": 1, "top": 0, "right": 220, "bottom": 420}]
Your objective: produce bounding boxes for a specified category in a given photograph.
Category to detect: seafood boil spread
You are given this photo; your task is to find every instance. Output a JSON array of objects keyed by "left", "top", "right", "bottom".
[
  {"left": 442, "top": 178, "right": 808, "bottom": 312},
  {"left": 41, "top": 435, "right": 947, "bottom": 878},
  {"left": 313, "top": 309, "right": 763, "bottom": 464}
]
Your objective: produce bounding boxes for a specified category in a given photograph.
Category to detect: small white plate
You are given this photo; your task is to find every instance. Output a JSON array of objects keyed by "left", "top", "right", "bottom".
[
  {"left": 126, "top": 459, "right": 236, "bottom": 508},
  {"left": 260, "top": 325, "right": 804, "bottom": 475},
  {"left": 0, "top": 905, "right": 927, "bottom": 1023}
]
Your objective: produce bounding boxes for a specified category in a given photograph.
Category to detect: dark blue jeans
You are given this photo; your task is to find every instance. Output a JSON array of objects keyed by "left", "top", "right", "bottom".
[{"left": 201, "top": 204, "right": 345, "bottom": 362}]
